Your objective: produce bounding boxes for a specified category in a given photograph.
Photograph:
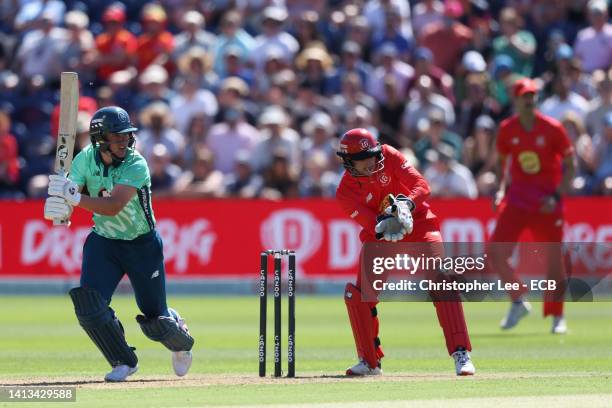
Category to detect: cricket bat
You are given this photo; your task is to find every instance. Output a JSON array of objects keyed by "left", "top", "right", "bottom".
[{"left": 53, "top": 72, "right": 79, "bottom": 226}]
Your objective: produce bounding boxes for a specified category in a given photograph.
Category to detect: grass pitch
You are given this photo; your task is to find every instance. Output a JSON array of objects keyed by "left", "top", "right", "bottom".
[{"left": 0, "top": 295, "right": 611, "bottom": 407}]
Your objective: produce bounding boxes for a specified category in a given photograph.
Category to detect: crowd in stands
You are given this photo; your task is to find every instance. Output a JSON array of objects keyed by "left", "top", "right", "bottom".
[{"left": 0, "top": 0, "right": 610, "bottom": 200}]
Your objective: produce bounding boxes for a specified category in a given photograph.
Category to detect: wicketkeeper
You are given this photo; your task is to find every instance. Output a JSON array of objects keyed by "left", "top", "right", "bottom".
[{"left": 43, "top": 106, "right": 194, "bottom": 382}]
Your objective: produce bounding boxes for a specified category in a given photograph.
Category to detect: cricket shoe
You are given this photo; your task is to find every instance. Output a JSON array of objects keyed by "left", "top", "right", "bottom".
[
  {"left": 551, "top": 316, "right": 567, "bottom": 334},
  {"left": 104, "top": 365, "right": 138, "bottom": 382},
  {"left": 168, "top": 308, "right": 193, "bottom": 376},
  {"left": 500, "top": 300, "right": 532, "bottom": 330},
  {"left": 345, "top": 359, "right": 382, "bottom": 376},
  {"left": 452, "top": 349, "right": 475, "bottom": 376}
]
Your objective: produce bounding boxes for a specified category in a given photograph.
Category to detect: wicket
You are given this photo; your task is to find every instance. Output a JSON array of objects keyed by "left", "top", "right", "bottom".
[{"left": 259, "top": 249, "right": 295, "bottom": 378}]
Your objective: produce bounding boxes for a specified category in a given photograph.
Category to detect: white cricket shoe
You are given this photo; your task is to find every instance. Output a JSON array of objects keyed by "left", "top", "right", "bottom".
[
  {"left": 551, "top": 316, "right": 567, "bottom": 334},
  {"left": 452, "top": 349, "right": 475, "bottom": 376},
  {"left": 172, "top": 350, "right": 193, "bottom": 376},
  {"left": 168, "top": 308, "right": 193, "bottom": 377},
  {"left": 345, "top": 359, "right": 382, "bottom": 376},
  {"left": 104, "top": 365, "right": 138, "bottom": 382},
  {"left": 500, "top": 300, "right": 532, "bottom": 330}
]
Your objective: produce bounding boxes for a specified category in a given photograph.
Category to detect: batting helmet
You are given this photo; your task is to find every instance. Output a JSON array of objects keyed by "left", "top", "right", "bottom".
[
  {"left": 336, "top": 128, "right": 384, "bottom": 176},
  {"left": 89, "top": 106, "right": 138, "bottom": 164}
]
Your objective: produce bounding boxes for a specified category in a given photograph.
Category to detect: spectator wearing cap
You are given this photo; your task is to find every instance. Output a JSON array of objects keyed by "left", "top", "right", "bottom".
[
  {"left": 212, "top": 11, "right": 255, "bottom": 78},
  {"left": 14, "top": 0, "right": 65, "bottom": 32},
  {"left": 252, "top": 106, "right": 301, "bottom": 176},
  {"left": 453, "top": 50, "right": 487, "bottom": 103},
  {"left": 419, "top": 1, "right": 473, "bottom": 73},
  {"left": 329, "top": 72, "right": 377, "bottom": 126},
  {"left": 345, "top": 16, "right": 374, "bottom": 63},
  {"left": 490, "top": 54, "right": 521, "bottom": 114},
  {"left": 15, "top": 11, "right": 67, "bottom": 81},
  {"left": 590, "top": 111, "right": 612, "bottom": 193},
  {"left": 173, "top": 11, "right": 216, "bottom": 62},
  {"left": 363, "top": 0, "right": 413, "bottom": 41},
  {"left": 423, "top": 144, "right": 477, "bottom": 198},
  {"left": 50, "top": 84, "right": 98, "bottom": 142},
  {"left": 295, "top": 45, "right": 334, "bottom": 95},
  {"left": 413, "top": 109, "right": 463, "bottom": 167},
  {"left": 260, "top": 148, "right": 300, "bottom": 199},
  {"left": 462, "top": 114, "right": 498, "bottom": 178},
  {"left": 62, "top": 10, "right": 94, "bottom": 78},
  {"left": 573, "top": 0, "right": 612, "bottom": 73},
  {"left": 412, "top": 0, "right": 445, "bottom": 37},
  {"left": 401, "top": 75, "right": 454, "bottom": 139},
  {"left": 170, "top": 76, "right": 218, "bottom": 136},
  {"left": 149, "top": 143, "right": 183, "bottom": 197},
  {"left": 176, "top": 46, "right": 218, "bottom": 90},
  {"left": 206, "top": 104, "right": 261, "bottom": 175},
  {"left": 135, "top": 4, "right": 175, "bottom": 73},
  {"left": 325, "top": 41, "right": 372, "bottom": 95},
  {"left": 252, "top": 6, "right": 299, "bottom": 71},
  {"left": 367, "top": 43, "right": 414, "bottom": 103},
  {"left": 405, "top": 47, "right": 454, "bottom": 104},
  {"left": 371, "top": 7, "right": 413, "bottom": 58},
  {"left": 224, "top": 150, "right": 264, "bottom": 198},
  {"left": 0, "top": 111, "right": 21, "bottom": 198},
  {"left": 173, "top": 147, "right": 225, "bottom": 198},
  {"left": 133, "top": 64, "right": 173, "bottom": 111},
  {"left": 215, "top": 77, "right": 257, "bottom": 124},
  {"left": 220, "top": 45, "right": 255, "bottom": 87},
  {"left": 586, "top": 69, "right": 612, "bottom": 137},
  {"left": 91, "top": 4, "right": 137, "bottom": 82},
  {"left": 493, "top": 7, "right": 536, "bottom": 77},
  {"left": 291, "top": 10, "right": 325, "bottom": 51},
  {"left": 254, "top": 45, "right": 289, "bottom": 96},
  {"left": 136, "top": 101, "right": 185, "bottom": 164},
  {"left": 539, "top": 74, "right": 589, "bottom": 121},
  {"left": 301, "top": 111, "right": 337, "bottom": 164}
]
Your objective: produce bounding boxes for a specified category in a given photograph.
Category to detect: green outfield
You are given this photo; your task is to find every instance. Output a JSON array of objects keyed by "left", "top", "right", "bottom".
[{"left": 1, "top": 296, "right": 611, "bottom": 407}]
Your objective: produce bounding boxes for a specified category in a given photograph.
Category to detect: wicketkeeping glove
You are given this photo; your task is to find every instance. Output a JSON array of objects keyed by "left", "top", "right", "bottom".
[
  {"left": 48, "top": 174, "right": 81, "bottom": 206},
  {"left": 375, "top": 194, "right": 414, "bottom": 241}
]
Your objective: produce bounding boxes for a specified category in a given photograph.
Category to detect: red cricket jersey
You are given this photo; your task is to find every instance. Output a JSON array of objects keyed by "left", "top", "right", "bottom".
[
  {"left": 497, "top": 111, "right": 574, "bottom": 212},
  {"left": 336, "top": 144, "right": 438, "bottom": 242},
  {"left": 95, "top": 29, "right": 138, "bottom": 80}
]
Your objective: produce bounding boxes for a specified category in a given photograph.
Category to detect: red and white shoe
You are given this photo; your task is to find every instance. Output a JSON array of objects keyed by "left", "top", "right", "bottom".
[
  {"left": 345, "top": 359, "right": 382, "bottom": 376},
  {"left": 452, "top": 349, "right": 475, "bottom": 376}
]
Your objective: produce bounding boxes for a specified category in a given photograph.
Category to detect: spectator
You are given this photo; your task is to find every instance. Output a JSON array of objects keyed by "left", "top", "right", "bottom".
[
  {"left": 456, "top": 73, "right": 496, "bottom": 139},
  {"left": 252, "top": 106, "right": 301, "bottom": 175},
  {"left": 149, "top": 144, "right": 182, "bottom": 197},
  {"left": 363, "top": 0, "right": 413, "bottom": 41},
  {"left": 176, "top": 46, "right": 217, "bottom": 90},
  {"left": 62, "top": 10, "right": 95, "bottom": 78},
  {"left": 561, "top": 112, "right": 596, "bottom": 181},
  {"left": 423, "top": 145, "right": 477, "bottom": 198},
  {"left": 220, "top": 46, "right": 255, "bottom": 87},
  {"left": 261, "top": 148, "right": 299, "bottom": 199},
  {"left": 420, "top": 1, "right": 472, "bottom": 74},
  {"left": 183, "top": 113, "right": 210, "bottom": 167},
  {"left": 490, "top": 54, "right": 521, "bottom": 115},
  {"left": 406, "top": 47, "right": 454, "bottom": 103},
  {"left": 15, "top": 11, "right": 67, "bottom": 81},
  {"left": 292, "top": 10, "right": 324, "bottom": 51},
  {"left": 135, "top": 4, "right": 175, "bottom": 73},
  {"left": 14, "top": 0, "right": 65, "bottom": 33},
  {"left": 413, "top": 110, "right": 463, "bottom": 166},
  {"left": 90, "top": 5, "right": 137, "bottom": 83},
  {"left": 295, "top": 45, "right": 334, "bottom": 95},
  {"left": 170, "top": 77, "right": 218, "bottom": 136},
  {"left": 0, "top": 111, "right": 20, "bottom": 197},
  {"left": 377, "top": 74, "right": 406, "bottom": 148},
  {"left": 251, "top": 6, "right": 299, "bottom": 71},
  {"left": 206, "top": 105, "right": 261, "bottom": 175},
  {"left": 136, "top": 102, "right": 185, "bottom": 164},
  {"left": 73, "top": 111, "right": 92, "bottom": 157},
  {"left": 212, "top": 11, "right": 255, "bottom": 77},
  {"left": 301, "top": 111, "right": 337, "bottom": 163},
  {"left": 299, "top": 150, "right": 340, "bottom": 197},
  {"left": 133, "top": 65, "right": 173, "bottom": 111},
  {"left": 539, "top": 74, "right": 589, "bottom": 120},
  {"left": 173, "top": 147, "right": 225, "bottom": 198},
  {"left": 453, "top": 50, "right": 487, "bottom": 105},
  {"left": 573, "top": 0, "right": 612, "bottom": 73},
  {"left": 371, "top": 7, "right": 413, "bottom": 57},
  {"left": 412, "top": 0, "right": 444, "bottom": 37},
  {"left": 172, "top": 11, "right": 216, "bottom": 60},
  {"left": 591, "top": 112, "right": 612, "bottom": 193},
  {"left": 254, "top": 46, "right": 288, "bottom": 96},
  {"left": 493, "top": 7, "right": 536, "bottom": 77},
  {"left": 367, "top": 44, "right": 414, "bottom": 103},
  {"left": 329, "top": 73, "right": 377, "bottom": 125},
  {"left": 224, "top": 150, "right": 264, "bottom": 198},
  {"left": 462, "top": 114, "right": 497, "bottom": 178},
  {"left": 586, "top": 69, "right": 612, "bottom": 137},
  {"left": 326, "top": 41, "right": 372, "bottom": 95},
  {"left": 345, "top": 16, "right": 373, "bottom": 63},
  {"left": 401, "top": 75, "right": 454, "bottom": 139}
]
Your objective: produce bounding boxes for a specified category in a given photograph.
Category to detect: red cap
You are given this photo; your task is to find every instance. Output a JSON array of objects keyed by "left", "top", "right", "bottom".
[
  {"left": 103, "top": 7, "right": 126, "bottom": 23},
  {"left": 514, "top": 78, "right": 538, "bottom": 97}
]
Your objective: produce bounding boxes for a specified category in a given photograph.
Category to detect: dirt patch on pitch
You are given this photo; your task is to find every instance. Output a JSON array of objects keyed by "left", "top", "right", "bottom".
[{"left": 0, "top": 372, "right": 607, "bottom": 390}]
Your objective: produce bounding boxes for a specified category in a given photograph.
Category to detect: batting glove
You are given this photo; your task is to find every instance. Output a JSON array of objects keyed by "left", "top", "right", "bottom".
[
  {"left": 48, "top": 174, "right": 81, "bottom": 206},
  {"left": 44, "top": 196, "right": 73, "bottom": 222}
]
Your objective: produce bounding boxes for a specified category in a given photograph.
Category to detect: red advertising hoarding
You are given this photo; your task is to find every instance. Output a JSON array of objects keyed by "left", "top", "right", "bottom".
[{"left": 0, "top": 198, "right": 610, "bottom": 278}]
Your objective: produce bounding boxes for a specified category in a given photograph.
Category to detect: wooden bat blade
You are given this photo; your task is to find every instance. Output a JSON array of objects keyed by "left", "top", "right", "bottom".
[{"left": 54, "top": 72, "right": 79, "bottom": 175}]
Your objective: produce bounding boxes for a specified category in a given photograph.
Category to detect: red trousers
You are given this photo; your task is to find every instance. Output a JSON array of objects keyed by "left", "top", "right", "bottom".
[{"left": 489, "top": 204, "right": 566, "bottom": 317}]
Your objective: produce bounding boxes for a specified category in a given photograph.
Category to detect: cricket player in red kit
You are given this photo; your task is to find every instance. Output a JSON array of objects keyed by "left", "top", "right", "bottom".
[
  {"left": 490, "top": 78, "right": 576, "bottom": 334},
  {"left": 335, "top": 128, "right": 475, "bottom": 376}
]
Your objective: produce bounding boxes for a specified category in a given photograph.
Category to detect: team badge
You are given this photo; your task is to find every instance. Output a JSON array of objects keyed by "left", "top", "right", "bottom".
[
  {"left": 359, "top": 139, "right": 370, "bottom": 150},
  {"left": 378, "top": 173, "right": 390, "bottom": 186}
]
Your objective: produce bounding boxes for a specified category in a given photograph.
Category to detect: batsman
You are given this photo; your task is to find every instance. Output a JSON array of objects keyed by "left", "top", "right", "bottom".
[
  {"left": 336, "top": 128, "right": 475, "bottom": 376},
  {"left": 43, "top": 106, "right": 194, "bottom": 382}
]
